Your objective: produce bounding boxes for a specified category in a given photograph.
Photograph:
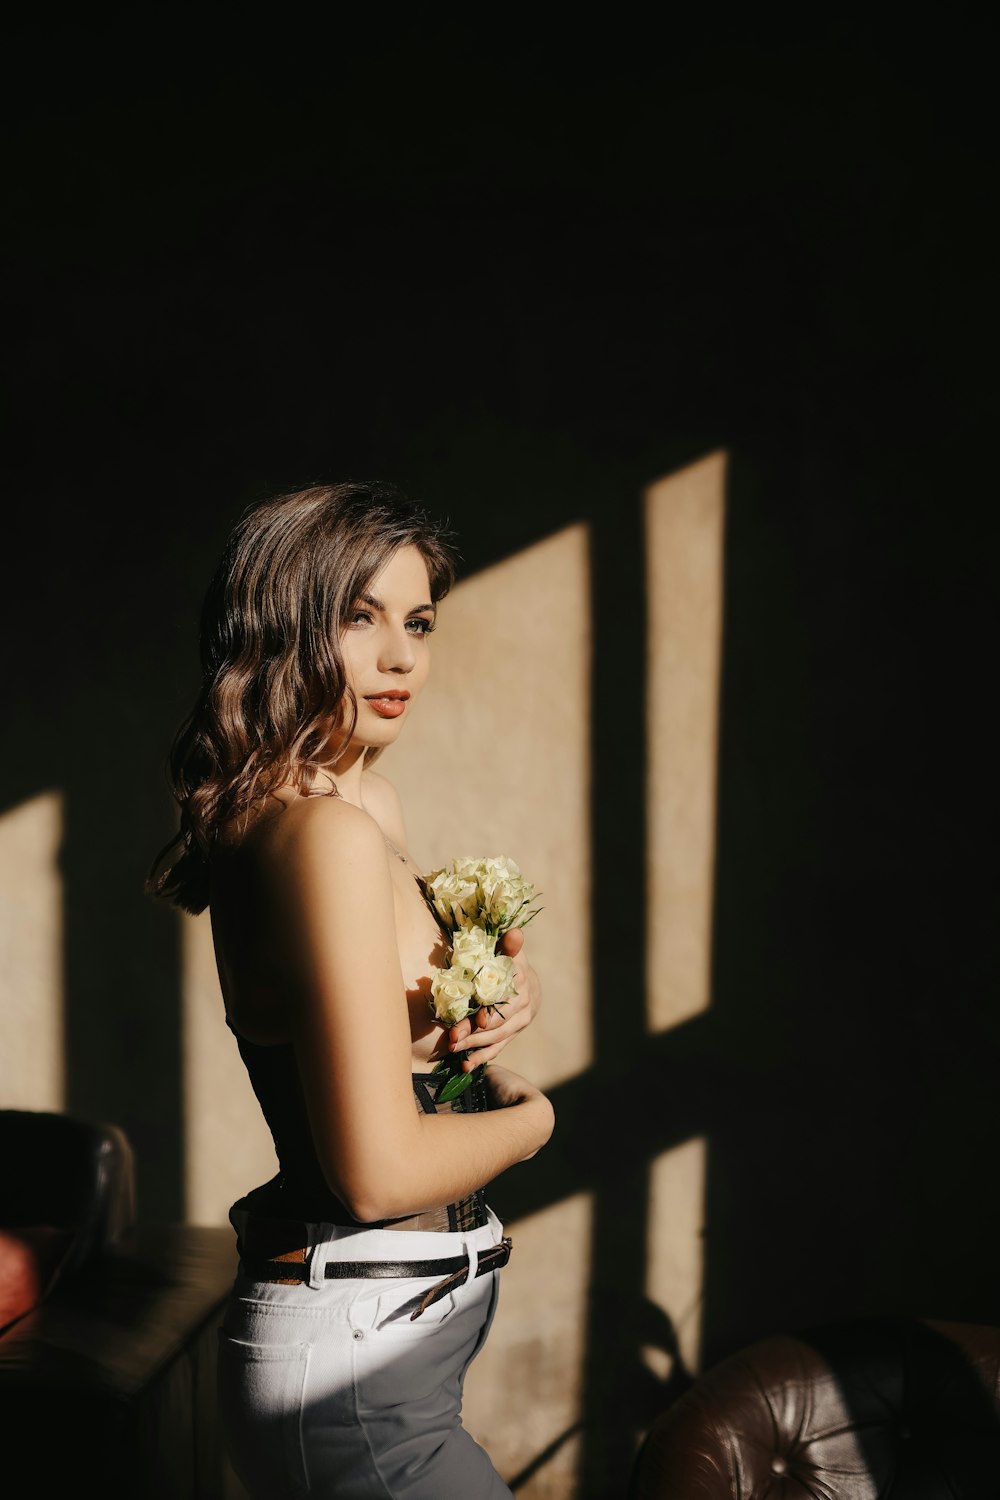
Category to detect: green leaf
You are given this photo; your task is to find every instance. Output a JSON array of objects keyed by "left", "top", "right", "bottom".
[{"left": 438, "top": 1070, "right": 475, "bottom": 1103}]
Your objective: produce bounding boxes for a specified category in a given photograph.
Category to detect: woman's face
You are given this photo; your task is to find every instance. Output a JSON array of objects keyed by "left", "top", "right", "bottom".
[{"left": 338, "top": 543, "right": 436, "bottom": 753}]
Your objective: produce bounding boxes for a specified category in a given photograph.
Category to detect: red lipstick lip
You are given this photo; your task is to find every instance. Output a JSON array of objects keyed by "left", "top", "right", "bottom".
[{"left": 364, "top": 691, "right": 410, "bottom": 700}]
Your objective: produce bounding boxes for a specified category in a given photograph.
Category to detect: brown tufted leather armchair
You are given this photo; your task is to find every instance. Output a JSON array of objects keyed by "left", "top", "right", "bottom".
[{"left": 629, "top": 1316, "right": 1000, "bottom": 1499}]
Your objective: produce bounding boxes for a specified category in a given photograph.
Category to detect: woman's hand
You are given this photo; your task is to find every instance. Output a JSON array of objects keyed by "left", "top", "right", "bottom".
[
  {"left": 447, "top": 926, "right": 541, "bottom": 1072},
  {"left": 482, "top": 1064, "right": 554, "bottom": 1158},
  {"left": 481, "top": 1062, "right": 545, "bottom": 1110}
]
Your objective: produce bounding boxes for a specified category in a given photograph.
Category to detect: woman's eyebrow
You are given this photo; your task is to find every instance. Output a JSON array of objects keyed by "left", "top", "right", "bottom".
[{"left": 358, "top": 592, "right": 436, "bottom": 614}]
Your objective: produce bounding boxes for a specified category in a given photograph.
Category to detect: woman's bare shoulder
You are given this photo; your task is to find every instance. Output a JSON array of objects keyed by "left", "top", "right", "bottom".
[
  {"left": 263, "top": 792, "right": 385, "bottom": 858},
  {"left": 216, "top": 791, "right": 387, "bottom": 881}
]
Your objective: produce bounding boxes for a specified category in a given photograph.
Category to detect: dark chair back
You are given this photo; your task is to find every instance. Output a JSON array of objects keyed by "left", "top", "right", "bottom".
[
  {"left": 629, "top": 1317, "right": 1000, "bottom": 1498},
  {"left": 0, "top": 1108, "right": 135, "bottom": 1298}
]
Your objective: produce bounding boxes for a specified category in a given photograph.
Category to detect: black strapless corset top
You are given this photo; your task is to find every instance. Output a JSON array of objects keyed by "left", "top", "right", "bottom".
[{"left": 229, "top": 1025, "right": 490, "bottom": 1233}]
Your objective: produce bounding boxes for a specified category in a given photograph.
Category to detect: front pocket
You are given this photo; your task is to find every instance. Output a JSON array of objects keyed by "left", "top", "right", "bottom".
[
  {"left": 217, "top": 1330, "right": 311, "bottom": 1497},
  {"left": 374, "top": 1276, "right": 458, "bottom": 1329}
]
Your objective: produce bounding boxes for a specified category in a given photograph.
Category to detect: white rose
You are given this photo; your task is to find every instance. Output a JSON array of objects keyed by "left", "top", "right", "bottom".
[
  {"left": 451, "top": 925, "right": 495, "bottom": 970},
  {"left": 485, "top": 858, "right": 524, "bottom": 888},
  {"left": 429, "top": 966, "right": 476, "bottom": 1025},
  {"left": 473, "top": 955, "right": 516, "bottom": 1007},
  {"left": 452, "top": 884, "right": 484, "bottom": 926},
  {"left": 483, "top": 874, "right": 535, "bottom": 928},
  {"left": 428, "top": 870, "right": 480, "bottom": 928}
]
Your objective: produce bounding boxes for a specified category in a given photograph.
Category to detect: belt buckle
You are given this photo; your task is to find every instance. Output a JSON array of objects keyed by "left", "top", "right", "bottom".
[
  {"left": 484, "top": 1236, "right": 513, "bottom": 1271},
  {"left": 410, "top": 1234, "right": 513, "bottom": 1321},
  {"left": 486, "top": 1236, "right": 513, "bottom": 1272}
]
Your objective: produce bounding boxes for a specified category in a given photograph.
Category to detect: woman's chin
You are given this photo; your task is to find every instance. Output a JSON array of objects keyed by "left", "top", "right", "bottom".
[{"left": 353, "top": 721, "right": 406, "bottom": 755}]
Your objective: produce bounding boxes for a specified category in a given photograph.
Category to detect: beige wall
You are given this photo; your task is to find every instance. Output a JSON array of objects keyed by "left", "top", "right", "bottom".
[
  {"left": 0, "top": 790, "right": 65, "bottom": 1111},
  {"left": 1, "top": 454, "right": 726, "bottom": 1499}
]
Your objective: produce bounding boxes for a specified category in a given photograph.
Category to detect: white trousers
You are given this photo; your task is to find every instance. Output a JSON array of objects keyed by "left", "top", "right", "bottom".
[{"left": 217, "top": 1203, "right": 514, "bottom": 1499}]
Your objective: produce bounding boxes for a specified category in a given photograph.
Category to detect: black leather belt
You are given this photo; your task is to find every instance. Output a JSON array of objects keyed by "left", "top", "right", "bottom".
[{"left": 239, "top": 1236, "right": 513, "bottom": 1320}]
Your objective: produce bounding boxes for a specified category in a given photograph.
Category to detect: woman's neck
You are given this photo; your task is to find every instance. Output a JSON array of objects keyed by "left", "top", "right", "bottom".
[{"left": 310, "top": 745, "right": 369, "bottom": 809}]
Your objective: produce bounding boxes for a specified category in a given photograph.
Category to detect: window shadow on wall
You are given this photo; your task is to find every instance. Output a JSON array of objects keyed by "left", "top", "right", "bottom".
[
  {"left": 3, "top": 432, "right": 997, "bottom": 1499},
  {"left": 481, "top": 439, "right": 1000, "bottom": 1497}
]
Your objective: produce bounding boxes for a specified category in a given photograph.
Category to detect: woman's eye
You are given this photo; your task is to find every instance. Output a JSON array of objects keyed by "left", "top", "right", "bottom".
[{"left": 347, "top": 611, "right": 433, "bottom": 634}]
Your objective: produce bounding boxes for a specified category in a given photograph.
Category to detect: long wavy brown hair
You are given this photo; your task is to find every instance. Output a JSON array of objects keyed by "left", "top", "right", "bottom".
[{"left": 147, "top": 480, "right": 460, "bottom": 914}]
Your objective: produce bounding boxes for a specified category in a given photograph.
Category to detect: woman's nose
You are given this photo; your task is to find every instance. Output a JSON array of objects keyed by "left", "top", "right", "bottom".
[{"left": 380, "top": 622, "right": 416, "bottom": 672}]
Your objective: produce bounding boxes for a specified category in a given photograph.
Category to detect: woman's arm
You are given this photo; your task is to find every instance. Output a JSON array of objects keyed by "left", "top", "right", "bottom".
[{"left": 255, "top": 796, "right": 554, "bottom": 1223}]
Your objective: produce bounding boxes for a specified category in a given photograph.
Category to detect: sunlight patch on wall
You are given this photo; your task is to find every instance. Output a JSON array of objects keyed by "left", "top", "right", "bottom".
[
  {"left": 464, "top": 1191, "right": 592, "bottom": 1499},
  {"left": 646, "top": 1135, "right": 707, "bottom": 1375},
  {"left": 0, "top": 791, "right": 65, "bottom": 1110},
  {"left": 181, "top": 908, "right": 279, "bottom": 1224},
  {"left": 645, "top": 452, "right": 726, "bottom": 1031},
  {"left": 379, "top": 523, "right": 593, "bottom": 1091}
]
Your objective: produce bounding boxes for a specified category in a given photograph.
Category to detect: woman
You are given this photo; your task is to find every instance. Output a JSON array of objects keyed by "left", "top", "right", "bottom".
[{"left": 148, "top": 480, "right": 555, "bottom": 1498}]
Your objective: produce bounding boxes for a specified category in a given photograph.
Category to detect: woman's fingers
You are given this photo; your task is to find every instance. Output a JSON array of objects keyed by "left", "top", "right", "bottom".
[
  {"left": 497, "top": 926, "right": 525, "bottom": 956},
  {"left": 454, "top": 1008, "right": 529, "bottom": 1055},
  {"left": 460, "top": 1042, "right": 507, "bottom": 1070},
  {"left": 444, "top": 932, "right": 538, "bottom": 1065},
  {"left": 458, "top": 1016, "right": 531, "bottom": 1068},
  {"left": 448, "top": 992, "right": 526, "bottom": 1053},
  {"left": 474, "top": 1004, "right": 508, "bottom": 1030}
]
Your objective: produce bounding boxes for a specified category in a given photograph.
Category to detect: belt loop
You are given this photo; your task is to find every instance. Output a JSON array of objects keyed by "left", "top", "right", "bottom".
[
  {"left": 464, "top": 1235, "right": 479, "bottom": 1283},
  {"left": 305, "top": 1223, "right": 324, "bottom": 1289}
]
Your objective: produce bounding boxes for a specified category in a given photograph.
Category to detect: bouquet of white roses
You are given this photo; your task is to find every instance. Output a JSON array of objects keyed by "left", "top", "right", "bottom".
[{"left": 423, "top": 855, "right": 542, "bottom": 1101}]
